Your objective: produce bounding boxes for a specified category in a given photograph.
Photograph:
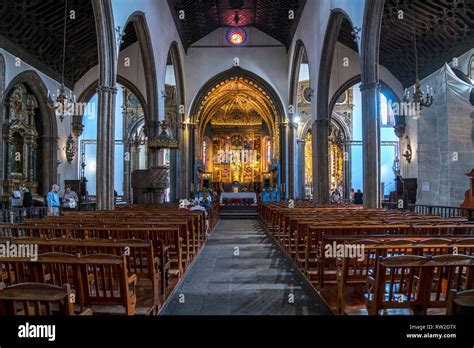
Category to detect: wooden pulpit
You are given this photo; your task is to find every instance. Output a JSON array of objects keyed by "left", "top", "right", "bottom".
[{"left": 460, "top": 169, "right": 474, "bottom": 209}]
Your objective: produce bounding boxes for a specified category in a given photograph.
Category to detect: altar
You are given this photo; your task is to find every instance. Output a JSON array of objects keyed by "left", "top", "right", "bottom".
[{"left": 219, "top": 192, "right": 257, "bottom": 204}]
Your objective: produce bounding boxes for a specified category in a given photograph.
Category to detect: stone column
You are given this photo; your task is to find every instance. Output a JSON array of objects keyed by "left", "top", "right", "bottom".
[
  {"left": 313, "top": 119, "right": 330, "bottom": 204},
  {"left": 360, "top": 83, "right": 381, "bottom": 208},
  {"left": 288, "top": 122, "right": 297, "bottom": 199},
  {"left": 169, "top": 149, "right": 178, "bottom": 202},
  {"left": 343, "top": 143, "right": 352, "bottom": 200},
  {"left": 40, "top": 135, "right": 58, "bottom": 194},
  {"left": 280, "top": 122, "right": 288, "bottom": 199},
  {"left": 360, "top": 0, "right": 385, "bottom": 208},
  {"left": 297, "top": 139, "right": 306, "bottom": 199},
  {"left": 123, "top": 142, "right": 131, "bottom": 202},
  {"left": 178, "top": 123, "right": 189, "bottom": 199},
  {"left": 96, "top": 85, "right": 117, "bottom": 211}
]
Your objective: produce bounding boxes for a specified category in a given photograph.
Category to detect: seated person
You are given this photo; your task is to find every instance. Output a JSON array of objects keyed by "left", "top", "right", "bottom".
[
  {"left": 179, "top": 199, "right": 191, "bottom": 211},
  {"left": 63, "top": 185, "right": 79, "bottom": 209},
  {"left": 22, "top": 188, "right": 33, "bottom": 208},
  {"left": 190, "top": 199, "right": 210, "bottom": 234},
  {"left": 190, "top": 199, "right": 207, "bottom": 217}
]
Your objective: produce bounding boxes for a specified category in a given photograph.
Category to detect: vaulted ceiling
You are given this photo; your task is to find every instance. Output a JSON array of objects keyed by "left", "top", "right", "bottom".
[
  {"left": 0, "top": 0, "right": 97, "bottom": 89},
  {"left": 167, "top": 0, "right": 307, "bottom": 50}
]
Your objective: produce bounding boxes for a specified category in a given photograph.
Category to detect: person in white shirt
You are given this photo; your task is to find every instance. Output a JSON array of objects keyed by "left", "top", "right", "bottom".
[{"left": 189, "top": 199, "right": 209, "bottom": 236}]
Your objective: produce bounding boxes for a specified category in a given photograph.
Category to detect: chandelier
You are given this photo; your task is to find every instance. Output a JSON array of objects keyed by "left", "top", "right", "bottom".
[
  {"left": 404, "top": 0, "right": 433, "bottom": 111},
  {"left": 48, "top": 0, "right": 73, "bottom": 122},
  {"left": 64, "top": 133, "right": 77, "bottom": 163}
]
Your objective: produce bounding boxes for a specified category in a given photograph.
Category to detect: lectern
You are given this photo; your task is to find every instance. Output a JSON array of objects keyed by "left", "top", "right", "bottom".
[{"left": 131, "top": 167, "right": 170, "bottom": 204}]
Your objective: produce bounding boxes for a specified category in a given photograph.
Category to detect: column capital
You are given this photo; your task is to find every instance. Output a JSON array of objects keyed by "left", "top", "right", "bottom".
[
  {"left": 289, "top": 122, "right": 299, "bottom": 130},
  {"left": 359, "top": 82, "right": 381, "bottom": 92},
  {"left": 96, "top": 85, "right": 118, "bottom": 94}
]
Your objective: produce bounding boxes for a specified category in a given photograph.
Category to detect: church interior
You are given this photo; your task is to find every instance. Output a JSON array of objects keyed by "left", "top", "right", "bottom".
[{"left": 0, "top": 0, "right": 474, "bottom": 324}]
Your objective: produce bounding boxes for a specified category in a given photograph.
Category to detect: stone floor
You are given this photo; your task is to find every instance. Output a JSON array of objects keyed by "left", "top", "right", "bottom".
[{"left": 160, "top": 219, "right": 332, "bottom": 315}]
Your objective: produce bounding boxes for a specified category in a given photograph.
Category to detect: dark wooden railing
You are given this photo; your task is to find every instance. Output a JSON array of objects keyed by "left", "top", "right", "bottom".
[
  {"left": 382, "top": 202, "right": 474, "bottom": 221},
  {"left": 78, "top": 202, "right": 97, "bottom": 212},
  {"left": 0, "top": 207, "right": 48, "bottom": 224}
]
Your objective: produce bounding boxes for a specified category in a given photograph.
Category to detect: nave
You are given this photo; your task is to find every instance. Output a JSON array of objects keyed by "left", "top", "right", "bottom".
[{"left": 161, "top": 219, "right": 331, "bottom": 315}]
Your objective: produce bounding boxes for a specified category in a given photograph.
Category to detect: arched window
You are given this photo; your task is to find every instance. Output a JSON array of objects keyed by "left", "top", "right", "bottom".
[
  {"left": 380, "top": 93, "right": 395, "bottom": 127},
  {"left": 266, "top": 139, "right": 271, "bottom": 163},
  {"left": 79, "top": 84, "right": 145, "bottom": 197}
]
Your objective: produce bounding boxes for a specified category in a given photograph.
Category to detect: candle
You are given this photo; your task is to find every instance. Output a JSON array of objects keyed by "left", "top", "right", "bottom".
[{"left": 426, "top": 85, "right": 429, "bottom": 94}]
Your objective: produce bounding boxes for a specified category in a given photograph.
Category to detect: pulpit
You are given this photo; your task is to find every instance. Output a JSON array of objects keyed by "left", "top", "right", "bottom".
[
  {"left": 131, "top": 167, "right": 170, "bottom": 204},
  {"left": 461, "top": 169, "right": 474, "bottom": 209}
]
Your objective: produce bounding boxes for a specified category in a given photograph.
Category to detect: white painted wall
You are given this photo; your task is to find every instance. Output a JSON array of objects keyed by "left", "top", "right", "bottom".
[
  {"left": 111, "top": 0, "right": 186, "bottom": 122},
  {"left": 184, "top": 27, "right": 289, "bottom": 116},
  {"left": 75, "top": 42, "right": 147, "bottom": 103},
  {"left": 328, "top": 42, "right": 404, "bottom": 102},
  {"left": 288, "top": 0, "right": 366, "bottom": 123}
]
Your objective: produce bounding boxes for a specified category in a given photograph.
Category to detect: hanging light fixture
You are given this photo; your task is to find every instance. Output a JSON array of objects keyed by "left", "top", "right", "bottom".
[
  {"left": 48, "top": 0, "right": 73, "bottom": 122},
  {"left": 65, "top": 133, "right": 77, "bottom": 163},
  {"left": 403, "top": 0, "right": 434, "bottom": 112}
]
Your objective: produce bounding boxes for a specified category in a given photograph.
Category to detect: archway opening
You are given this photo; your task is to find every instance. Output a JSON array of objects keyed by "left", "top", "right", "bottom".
[
  {"left": 195, "top": 76, "right": 280, "bottom": 196},
  {"left": 330, "top": 81, "right": 399, "bottom": 201},
  {"left": 79, "top": 82, "right": 146, "bottom": 201}
]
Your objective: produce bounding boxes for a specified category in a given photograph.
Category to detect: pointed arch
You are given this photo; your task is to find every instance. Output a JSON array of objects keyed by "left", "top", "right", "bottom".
[
  {"left": 189, "top": 67, "right": 286, "bottom": 125},
  {"left": 123, "top": 12, "right": 158, "bottom": 137}
]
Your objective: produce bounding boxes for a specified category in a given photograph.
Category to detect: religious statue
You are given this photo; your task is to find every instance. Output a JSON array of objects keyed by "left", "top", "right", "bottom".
[{"left": 232, "top": 181, "right": 240, "bottom": 193}]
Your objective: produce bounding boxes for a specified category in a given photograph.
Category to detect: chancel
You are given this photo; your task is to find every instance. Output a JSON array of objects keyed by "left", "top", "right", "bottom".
[{"left": 0, "top": 0, "right": 473, "bottom": 325}]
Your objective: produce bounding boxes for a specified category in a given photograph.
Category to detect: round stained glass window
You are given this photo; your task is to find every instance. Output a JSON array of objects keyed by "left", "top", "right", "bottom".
[{"left": 227, "top": 28, "right": 247, "bottom": 46}]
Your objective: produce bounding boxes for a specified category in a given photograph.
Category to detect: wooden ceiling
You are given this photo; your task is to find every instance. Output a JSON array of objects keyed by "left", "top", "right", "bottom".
[
  {"left": 168, "top": 0, "right": 306, "bottom": 50},
  {"left": 337, "top": 18, "right": 359, "bottom": 53},
  {"left": 1, "top": 0, "right": 472, "bottom": 91},
  {"left": 0, "top": 0, "right": 97, "bottom": 89},
  {"left": 380, "top": 0, "right": 474, "bottom": 88}
]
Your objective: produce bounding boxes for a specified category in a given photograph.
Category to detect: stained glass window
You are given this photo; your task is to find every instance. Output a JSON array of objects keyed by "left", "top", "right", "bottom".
[{"left": 226, "top": 28, "right": 247, "bottom": 46}]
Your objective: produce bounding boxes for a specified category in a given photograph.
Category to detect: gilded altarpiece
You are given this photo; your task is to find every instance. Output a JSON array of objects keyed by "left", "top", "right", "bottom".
[
  {"left": 212, "top": 130, "right": 262, "bottom": 184},
  {"left": 2, "top": 84, "right": 41, "bottom": 204},
  {"left": 210, "top": 109, "right": 265, "bottom": 185}
]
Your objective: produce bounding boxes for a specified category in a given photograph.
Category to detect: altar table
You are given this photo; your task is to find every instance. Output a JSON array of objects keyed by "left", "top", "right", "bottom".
[{"left": 219, "top": 192, "right": 258, "bottom": 204}]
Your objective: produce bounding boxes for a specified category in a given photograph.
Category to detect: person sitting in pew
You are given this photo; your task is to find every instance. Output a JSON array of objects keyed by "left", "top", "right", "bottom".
[{"left": 190, "top": 199, "right": 210, "bottom": 236}]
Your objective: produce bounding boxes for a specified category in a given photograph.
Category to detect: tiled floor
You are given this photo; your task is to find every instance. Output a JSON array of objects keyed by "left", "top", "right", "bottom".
[{"left": 160, "top": 219, "right": 332, "bottom": 315}]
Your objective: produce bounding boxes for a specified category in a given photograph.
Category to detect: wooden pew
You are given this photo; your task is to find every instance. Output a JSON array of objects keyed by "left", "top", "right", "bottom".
[
  {"left": 366, "top": 254, "right": 474, "bottom": 315},
  {"left": 447, "top": 289, "right": 474, "bottom": 315},
  {"left": 0, "top": 253, "right": 140, "bottom": 315},
  {"left": 10, "top": 236, "right": 162, "bottom": 313},
  {"left": 0, "top": 283, "right": 92, "bottom": 316}
]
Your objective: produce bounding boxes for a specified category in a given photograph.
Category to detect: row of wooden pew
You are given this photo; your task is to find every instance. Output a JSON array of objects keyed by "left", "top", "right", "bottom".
[
  {"left": 259, "top": 202, "right": 474, "bottom": 315},
  {"left": 0, "top": 203, "right": 219, "bottom": 316}
]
